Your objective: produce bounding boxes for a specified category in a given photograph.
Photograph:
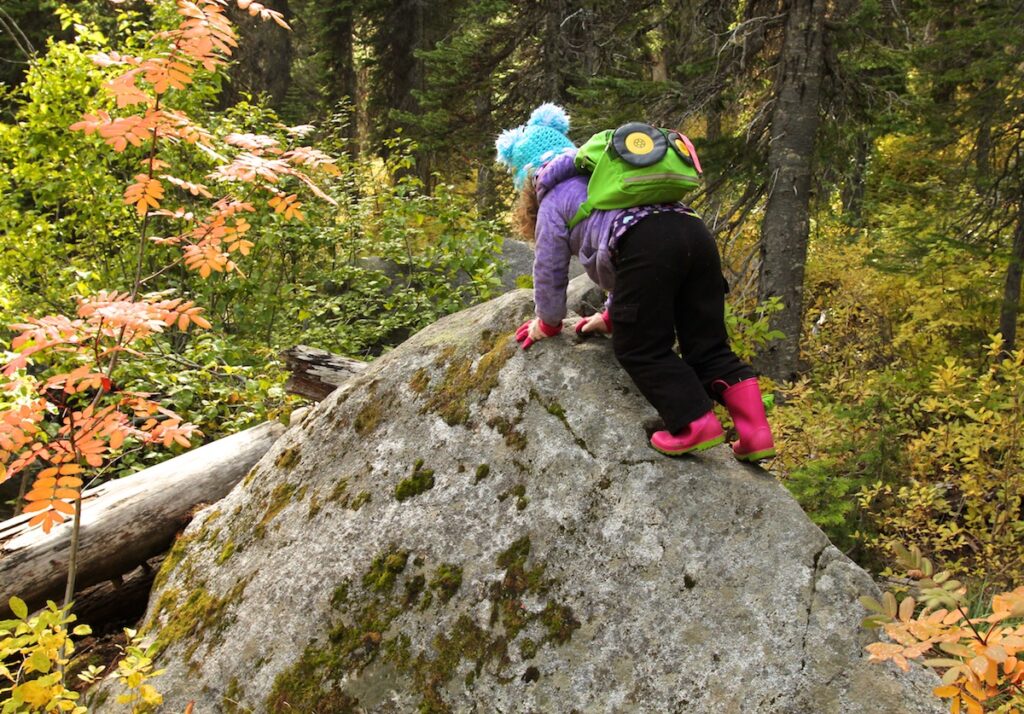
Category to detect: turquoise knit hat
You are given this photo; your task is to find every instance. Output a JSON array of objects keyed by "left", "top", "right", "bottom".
[{"left": 495, "top": 103, "right": 575, "bottom": 189}]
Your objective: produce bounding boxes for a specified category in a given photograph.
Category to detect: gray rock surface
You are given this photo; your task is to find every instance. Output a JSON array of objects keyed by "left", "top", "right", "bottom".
[
  {"left": 113, "top": 279, "right": 942, "bottom": 713},
  {"left": 497, "top": 237, "right": 586, "bottom": 293}
]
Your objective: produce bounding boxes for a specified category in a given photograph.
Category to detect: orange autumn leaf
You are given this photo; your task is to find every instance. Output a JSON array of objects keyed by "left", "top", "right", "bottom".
[
  {"left": 141, "top": 57, "right": 195, "bottom": 94},
  {"left": 28, "top": 510, "right": 66, "bottom": 534},
  {"left": 268, "top": 193, "right": 304, "bottom": 221},
  {"left": 106, "top": 70, "right": 152, "bottom": 108},
  {"left": 162, "top": 174, "right": 213, "bottom": 198},
  {"left": 51, "top": 500, "right": 76, "bottom": 516},
  {"left": 94, "top": 113, "right": 158, "bottom": 152},
  {"left": 124, "top": 175, "right": 165, "bottom": 215}
]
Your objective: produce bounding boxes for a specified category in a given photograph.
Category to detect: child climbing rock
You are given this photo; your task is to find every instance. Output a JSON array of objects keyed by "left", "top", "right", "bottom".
[{"left": 495, "top": 103, "right": 775, "bottom": 462}]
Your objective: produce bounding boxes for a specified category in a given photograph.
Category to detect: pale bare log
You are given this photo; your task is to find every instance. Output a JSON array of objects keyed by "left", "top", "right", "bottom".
[{"left": 0, "top": 421, "right": 285, "bottom": 616}]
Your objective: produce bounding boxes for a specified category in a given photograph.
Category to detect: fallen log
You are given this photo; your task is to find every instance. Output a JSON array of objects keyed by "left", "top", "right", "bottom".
[
  {"left": 70, "top": 556, "right": 164, "bottom": 633},
  {"left": 0, "top": 420, "right": 285, "bottom": 617},
  {"left": 281, "top": 344, "right": 368, "bottom": 401}
]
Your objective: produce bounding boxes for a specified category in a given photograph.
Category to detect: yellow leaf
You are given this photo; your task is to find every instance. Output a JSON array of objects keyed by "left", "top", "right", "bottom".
[
  {"left": 9, "top": 596, "right": 27, "bottom": 619},
  {"left": 17, "top": 679, "right": 53, "bottom": 708},
  {"left": 933, "top": 685, "right": 960, "bottom": 698}
]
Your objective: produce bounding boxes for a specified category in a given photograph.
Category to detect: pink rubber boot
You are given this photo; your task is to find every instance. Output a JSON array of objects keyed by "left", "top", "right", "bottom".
[
  {"left": 650, "top": 411, "right": 725, "bottom": 456},
  {"left": 719, "top": 378, "right": 776, "bottom": 462}
]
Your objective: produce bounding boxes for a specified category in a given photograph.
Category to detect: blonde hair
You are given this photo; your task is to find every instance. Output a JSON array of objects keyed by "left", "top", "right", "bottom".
[{"left": 511, "top": 181, "right": 540, "bottom": 243}]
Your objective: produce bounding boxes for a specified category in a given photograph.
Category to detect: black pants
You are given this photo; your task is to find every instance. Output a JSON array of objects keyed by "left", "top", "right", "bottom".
[{"left": 610, "top": 212, "right": 754, "bottom": 433}]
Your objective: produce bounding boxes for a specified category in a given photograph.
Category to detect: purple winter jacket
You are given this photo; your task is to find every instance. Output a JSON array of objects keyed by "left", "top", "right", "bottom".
[{"left": 532, "top": 149, "right": 624, "bottom": 327}]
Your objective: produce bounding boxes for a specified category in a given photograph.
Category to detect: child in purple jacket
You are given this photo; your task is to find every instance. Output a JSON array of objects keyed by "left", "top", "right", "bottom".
[{"left": 496, "top": 104, "right": 775, "bottom": 462}]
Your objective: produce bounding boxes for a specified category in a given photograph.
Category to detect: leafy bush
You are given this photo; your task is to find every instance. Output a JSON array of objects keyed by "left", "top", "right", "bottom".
[
  {"left": 1, "top": 598, "right": 90, "bottom": 713},
  {"left": 858, "top": 342, "right": 1024, "bottom": 585},
  {"left": 863, "top": 545, "right": 1024, "bottom": 713}
]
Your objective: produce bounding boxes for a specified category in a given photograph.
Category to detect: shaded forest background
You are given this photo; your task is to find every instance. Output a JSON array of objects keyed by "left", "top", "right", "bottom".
[{"left": 1, "top": 0, "right": 1022, "bottom": 592}]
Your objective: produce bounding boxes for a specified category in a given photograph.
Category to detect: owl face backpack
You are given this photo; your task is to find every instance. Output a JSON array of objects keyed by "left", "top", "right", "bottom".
[{"left": 568, "top": 122, "right": 704, "bottom": 229}]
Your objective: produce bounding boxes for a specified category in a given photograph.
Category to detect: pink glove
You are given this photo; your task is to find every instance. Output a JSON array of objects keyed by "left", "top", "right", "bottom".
[
  {"left": 516, "top": 318, "right": 562, "bottom": 350},
  {"left": 574, "top": 309, "right": 612, "bottom": 336}
]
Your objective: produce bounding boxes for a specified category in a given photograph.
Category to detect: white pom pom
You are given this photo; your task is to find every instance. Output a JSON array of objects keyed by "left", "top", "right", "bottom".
[
  {"left": 527, "top": 103, "right": 570, "bottom": 134},
  {"left": 495, "top": 127, "right": 526, "bottom": 166}
]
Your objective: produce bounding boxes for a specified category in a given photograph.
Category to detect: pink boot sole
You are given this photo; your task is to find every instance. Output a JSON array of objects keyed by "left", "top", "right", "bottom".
[
  {"left": 650, "top": 411, "right": 725, "bottom": 456},
  {"left": 734, "top": 445, "right": 776, "bottom": 462}
]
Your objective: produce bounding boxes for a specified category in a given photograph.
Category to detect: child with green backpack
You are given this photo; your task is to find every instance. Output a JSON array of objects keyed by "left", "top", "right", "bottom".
[{"left": 496, "top": 103, "right": 775, "bottom": 462}]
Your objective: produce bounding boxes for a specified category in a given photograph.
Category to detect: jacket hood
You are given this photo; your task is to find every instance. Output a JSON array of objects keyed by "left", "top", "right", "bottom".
[{"left": 534, "top": 150, "right": 579, "bottom": 202}]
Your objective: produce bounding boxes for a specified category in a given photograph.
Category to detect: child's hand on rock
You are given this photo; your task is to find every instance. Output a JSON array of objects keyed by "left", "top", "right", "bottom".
[
  {"left": 574, "top": 310, "right": 612, "bottom": 337},
  {"left": 516, "top": 318, "right": 562, "bottom": 350}
]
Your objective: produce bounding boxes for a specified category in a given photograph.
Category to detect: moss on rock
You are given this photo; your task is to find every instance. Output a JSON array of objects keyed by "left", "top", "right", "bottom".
[
  {"left": 474, "top": 464, "right": 490, "bottom": 483},
  {"left": 362, "top": 548, "right": 409, "bottom": 593},
  {"left": 429, "top": 564, "right": 463, "bottom": 603},
  {"left": 151, "top": 577, "right": 251, "bottom": 669},
  {"left": 255, "top": 482, "right": 298, "bottom": 539},
  {"left": 267, "top": 538, "right": 578, "bottom": 712},
  {"left": 422, "top": 334, "right": 514, "bottom": 426},
  {"left": 498, "top": 484, "right": 528, "bottom": 511},
  {"left": 409, "top": 368, "right": 430, "bottom": 393},
  {"left": 395, "top": 460, "right": 435, "bottom": 502},
  {"left": 349, "top": 491, "right": 371, "bottom": 511},
  {"left": 275, "top": 446, "right": 301, "bottom": 470},
  {"left": 216, "top": 540, "right": 236, "bottom": 564}
]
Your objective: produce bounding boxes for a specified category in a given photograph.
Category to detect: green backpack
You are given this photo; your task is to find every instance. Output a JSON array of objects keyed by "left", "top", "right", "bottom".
[{"left": 567, "top": 122, "right": 703, "bottom": 230}]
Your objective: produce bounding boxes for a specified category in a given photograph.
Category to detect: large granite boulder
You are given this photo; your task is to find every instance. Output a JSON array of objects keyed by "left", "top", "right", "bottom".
[{"left": 107, "top": 280, "right": 942, "bottom": 713}]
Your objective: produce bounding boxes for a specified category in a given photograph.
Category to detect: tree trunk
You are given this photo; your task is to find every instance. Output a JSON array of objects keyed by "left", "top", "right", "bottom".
[
  {"left": 999, "top": 198, "right": 1024, "bottom": 354},
  {"left": 321, "top": 0, "right": 359, "bottom": 156},
  {"left": 0, "top": 421, "right": 285, "bottom": 617},
  {"left": 541, "top": 0, "right": 567, "bottom": 101},
  {"left": 755, "top": 0, "right": 828, "bottom": 382},
  {"left": 220, "top": 0, "right": 293, "bottom": 108},
  {"left": 841, "top": 133, "right": 871, "bottom": 226}
]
